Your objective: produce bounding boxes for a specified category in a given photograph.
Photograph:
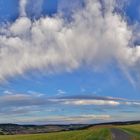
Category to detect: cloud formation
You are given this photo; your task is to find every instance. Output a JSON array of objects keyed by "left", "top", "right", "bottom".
[
  {"left": 0, "top": 93, "right": 139, "bottom": 113},
  {"left": 0, "top": 0, "right": 139, "bottom": 82},
  {"left": 0, "top": 92, "right": 139, "bottom": 123},
  {"left": 19, "top": 0, "right": 27, "bottom": 16}
]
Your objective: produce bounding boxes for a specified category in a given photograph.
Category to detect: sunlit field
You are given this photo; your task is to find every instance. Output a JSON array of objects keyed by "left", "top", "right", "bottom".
[{"left": 0, "top": 128, "right": 111, "bottom": 140}]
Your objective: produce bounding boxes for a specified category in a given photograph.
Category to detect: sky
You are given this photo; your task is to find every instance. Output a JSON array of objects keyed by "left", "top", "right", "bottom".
[{"left": 0, "top": 0, "right": 140, "bottom": 124}]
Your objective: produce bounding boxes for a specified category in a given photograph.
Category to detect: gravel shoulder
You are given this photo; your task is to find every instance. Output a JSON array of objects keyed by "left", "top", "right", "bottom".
[{"left": 111, "top": 128, "right": 132, "bottom": 140}]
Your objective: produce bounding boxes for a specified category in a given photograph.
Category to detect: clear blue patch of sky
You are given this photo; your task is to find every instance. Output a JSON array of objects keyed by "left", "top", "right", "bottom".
[
  {"left": 42, "top": 0, "right": 58, "bottom": 16},
  {"left": 124, "top": 0, "right": 140, "bottom": 23},
  {"left": 0, "top": 0, "right": 18, "bottom": 23}
]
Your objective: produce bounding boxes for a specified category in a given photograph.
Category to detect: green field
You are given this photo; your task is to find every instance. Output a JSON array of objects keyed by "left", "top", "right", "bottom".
[
  {"left": 0, "top": 128, "right": 111, "bottom": 140},
  {"left": 0, "top": 124, "right": 139, "bottom": 140}
]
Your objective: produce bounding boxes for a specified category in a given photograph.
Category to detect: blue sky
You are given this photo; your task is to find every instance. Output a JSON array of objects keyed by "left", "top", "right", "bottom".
[{"left": 0, "top": 0, "right": 140, "bottom": 124}]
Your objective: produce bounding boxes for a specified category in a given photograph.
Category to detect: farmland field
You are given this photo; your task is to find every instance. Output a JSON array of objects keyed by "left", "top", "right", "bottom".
[
  {"left": 0, "top": 124, "right": 139, "bottom": 140},
  {"left": 0, "top": 128, "right": 111, "bottom": 140}
]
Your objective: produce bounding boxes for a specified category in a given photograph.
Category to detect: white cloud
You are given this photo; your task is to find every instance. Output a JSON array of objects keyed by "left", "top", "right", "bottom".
[
  {"left": 10, "top": 17, "right": 31, "bottom": 36},
  {"left": 62, "top": 99, "right": 120, "bottom": 106},
  {"left": 124, "top": 101, "right": 140, "bottom": 106},
  {"left": 19, "top": 0, "right": 27, "bottom": 16},
  {"left": 3, "top": 90, "right": 13, "bottom": 95},
  {"left": 0, "top": 0, "right": 139, "bottom": 82},
  {"left": 57, "top": 89, "right": 66, "bottom": 96}
]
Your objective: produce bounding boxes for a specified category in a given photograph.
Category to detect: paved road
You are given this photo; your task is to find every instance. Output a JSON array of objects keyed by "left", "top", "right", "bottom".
[{"left": 111, "top": 128, "right": 132, "bottom": 140}]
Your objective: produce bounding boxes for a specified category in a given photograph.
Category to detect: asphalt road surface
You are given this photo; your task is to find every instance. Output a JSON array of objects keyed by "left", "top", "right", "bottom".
[{"left": 111, "top": 128, "right": 132, "bottom": 140}]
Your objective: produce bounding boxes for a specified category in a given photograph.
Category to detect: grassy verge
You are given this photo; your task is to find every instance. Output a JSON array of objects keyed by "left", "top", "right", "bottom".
[{"left": 118, "top": 124, "right": 140, "bottom": 140}]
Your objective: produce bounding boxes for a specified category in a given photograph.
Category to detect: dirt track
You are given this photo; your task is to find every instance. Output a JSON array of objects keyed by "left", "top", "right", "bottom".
[{"left": 111, "top": 128, "right": 132, "bottom": 140}]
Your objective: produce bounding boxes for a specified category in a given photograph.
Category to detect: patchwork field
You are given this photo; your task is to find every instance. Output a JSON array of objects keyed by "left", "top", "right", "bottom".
[{"left": 0, "top": 124, "right": 139, "bottom": 140}]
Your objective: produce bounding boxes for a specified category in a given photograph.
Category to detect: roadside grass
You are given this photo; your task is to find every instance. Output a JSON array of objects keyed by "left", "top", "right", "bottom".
[
  {"left": 0, "top": 128, "right": 111, "bottom": 140},
  {"left": 117, "top": 124, "right": 140, "bottom": 140}
]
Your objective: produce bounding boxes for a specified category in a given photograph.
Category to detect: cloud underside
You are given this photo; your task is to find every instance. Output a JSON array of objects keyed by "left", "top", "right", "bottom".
[{"left": 0, "top": 0, "right": 139, "bottom": 83}]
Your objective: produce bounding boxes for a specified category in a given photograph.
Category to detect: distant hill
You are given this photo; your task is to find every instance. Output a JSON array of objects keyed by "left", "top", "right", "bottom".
[
  {"left": 91, "top": 120, "right": 140, "bottom": 126},
  {"left": 0, "top": 120, "right": 139, "bottom": 135}
]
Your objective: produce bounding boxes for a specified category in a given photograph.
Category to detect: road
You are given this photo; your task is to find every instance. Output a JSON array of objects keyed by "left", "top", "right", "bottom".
[{"left": 111, "top": 128, "right": 132, "bottom": 140}]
